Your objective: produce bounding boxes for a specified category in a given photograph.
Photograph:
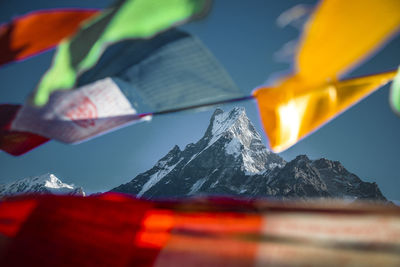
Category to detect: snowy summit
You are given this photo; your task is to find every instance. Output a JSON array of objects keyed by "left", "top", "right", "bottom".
[{"left": 0, "top": 173, "right": 85, "bottom": 197}]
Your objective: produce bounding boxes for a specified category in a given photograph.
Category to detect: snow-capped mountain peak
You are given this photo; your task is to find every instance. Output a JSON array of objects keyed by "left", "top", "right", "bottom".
[
  {"left": 207, "top": 108, "right": 246, "bottom": 139},
  {"left": 204, "top": 107, "right": 256, "bottom": 145},
  {"left": 111, "top": 107, "right": 387, "bottom": 202},
  {"left": 0, "top": 173, "right": 85, "bottom": 197},
  {"left": 112, "top": 107, "right": 286, "bottom": 197},
  {"left": 203, "top": 107, "right": 285, "bottom": 173}
]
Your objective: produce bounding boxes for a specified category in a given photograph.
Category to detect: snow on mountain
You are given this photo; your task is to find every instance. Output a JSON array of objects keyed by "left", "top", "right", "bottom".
[
  {"left": 111, "top": 107, "right": 387, "bottom": 202},
  {"left": 111, "top": 107, "right": 286, "bottom": 198},
  {"left": 137, "top": 157, "right": 183, "bottom": 197},
  {"left": 0, "top": 173, "right": 85, "bottom": 197},
  {"left": 198, "top": 107, "right": 285, "bottom": 173}
]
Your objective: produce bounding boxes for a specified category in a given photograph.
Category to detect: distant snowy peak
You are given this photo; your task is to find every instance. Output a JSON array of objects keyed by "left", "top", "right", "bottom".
[{"left": 0, "top": 173, "right": 85, "bottom": 197}]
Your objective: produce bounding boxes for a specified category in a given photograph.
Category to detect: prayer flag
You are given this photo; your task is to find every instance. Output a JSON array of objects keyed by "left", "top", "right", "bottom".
[
  {"left": 0, "top": 104, "right": 48, "bottom": 155},
  {"left": 0, "top": 9, "right": 98, "bottom": 66},
  {"left": 389, "top": 67, "right": 400, "bottom": 117},
  {"left": 254, "top": 70, "right": 397, "bottom": 152}
]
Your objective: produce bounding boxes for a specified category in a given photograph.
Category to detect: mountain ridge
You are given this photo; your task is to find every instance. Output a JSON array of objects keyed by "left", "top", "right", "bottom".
[
  {"left": 111, "top": 107, "right": 387, "bottom": 202},
  {"left": 0, "top": 173, "right": 85, "bottom": 197}
]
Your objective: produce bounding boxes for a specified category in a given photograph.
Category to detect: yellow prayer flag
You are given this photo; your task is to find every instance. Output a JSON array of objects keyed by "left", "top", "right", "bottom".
[
  {"left": 254, "top": 70, "right": 396, "bottom": 152},
  {"left": 296, "top": 0, "right": 400, "bottom": 87}
]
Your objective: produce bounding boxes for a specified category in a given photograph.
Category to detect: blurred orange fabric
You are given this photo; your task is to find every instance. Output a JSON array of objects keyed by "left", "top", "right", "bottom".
[{"left": 0, "top": 9, "right": 98, "bottom": 66}]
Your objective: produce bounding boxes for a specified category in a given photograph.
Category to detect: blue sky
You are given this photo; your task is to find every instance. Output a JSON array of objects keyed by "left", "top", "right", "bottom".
[{"left": 1, "top": 0, "right": 399, "bottom": 199}]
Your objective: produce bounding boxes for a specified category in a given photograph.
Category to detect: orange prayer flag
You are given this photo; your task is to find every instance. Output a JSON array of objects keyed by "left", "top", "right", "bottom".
[{"left": 0, "top": 9, "right": 99, "bottom": 66}]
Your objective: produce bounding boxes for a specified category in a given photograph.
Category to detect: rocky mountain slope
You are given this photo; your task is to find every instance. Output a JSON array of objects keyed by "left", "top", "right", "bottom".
[
  {"left": 111, "top": 107, "right": 387, "bottom": 202},
  {"left": 0, "top": 173, "right": 85, "bottom": 197}
]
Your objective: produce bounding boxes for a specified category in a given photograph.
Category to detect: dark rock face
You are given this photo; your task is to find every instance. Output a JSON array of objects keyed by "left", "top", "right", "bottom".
[{"left": 111, "top": 108, "right": 387, "bottom": 202}]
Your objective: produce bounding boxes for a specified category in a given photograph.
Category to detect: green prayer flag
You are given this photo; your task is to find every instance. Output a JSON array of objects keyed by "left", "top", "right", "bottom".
[
  {"left": 390, "top": 67, "right": 400, "bottom": 117},
  {"left": 33, "top": 0, "right": 211, "bottom": 106}
]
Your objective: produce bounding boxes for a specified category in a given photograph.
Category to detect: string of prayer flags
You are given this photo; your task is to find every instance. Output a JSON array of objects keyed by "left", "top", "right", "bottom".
[
  {"left": 1, "top": 0, "right": 399, "bottom": 156},
  {"left": 6, "top": 29, "right": 239, "bottom": 145}
]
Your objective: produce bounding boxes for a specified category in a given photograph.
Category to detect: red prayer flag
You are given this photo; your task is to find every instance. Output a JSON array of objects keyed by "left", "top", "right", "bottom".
[
  {"left": 0, "top": 104, "right": 49, "bottom": 156},
  {"left": 0, "top": 9, "right": 99, "bottom": 66}
]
